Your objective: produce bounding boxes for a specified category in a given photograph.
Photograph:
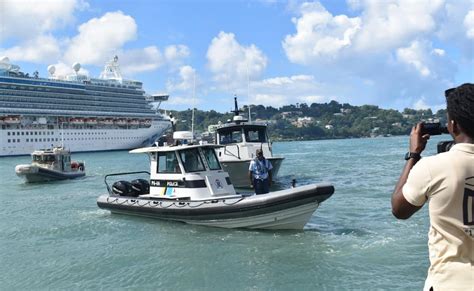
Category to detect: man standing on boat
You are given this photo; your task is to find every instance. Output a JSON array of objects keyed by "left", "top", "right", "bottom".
[
  {"left": 249, "top": 149, "right": 273, "bottom": 194},
  {"left": 391, "top": 83, "right": 474, "bottom": 290}
]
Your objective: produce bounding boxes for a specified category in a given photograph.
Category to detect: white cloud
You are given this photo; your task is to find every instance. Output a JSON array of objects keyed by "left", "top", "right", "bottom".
[
  {"left": 0, "top": 0, "right": 82, "bottom": 42},
  {"left": 0, "top": 35, "right": 61, "bottom": 63},
  {"left": 396, "top": 41, "right": 432, "bottom": 77},
  {"left": 119, "top": 46, "right": 164, "bottom": 75},
  {"left": 63, "top": 11, "right": 137, "bottom": 65},
  {"left": 207, "top": 31, "right": 267, "bottom": 91},
  {"left": 299, "top": 95, "right": 327, "bottom": 103},
  {"left": 413, "top": 97, "right": 430, "bottom": 110},
  {"left": 354, "top": 0, "right": 443, "bottom": 52},
  {"left": 283, "top": 2, "right": 361, "bottom": 64},
  {"left": 164, "top": 45, "right": 190, "bottom": 67},
  {"left": 244, "top": 74, "right": 332, "bottom": 107},
  {"left": 464, "top": 10, "right": 474, "bottom": 39},
  {"left": 166, "top": 65, "right": 197, "bottom": 92},
  {"left": 253, "top": 94, "right": 288, "bottom": 107}
]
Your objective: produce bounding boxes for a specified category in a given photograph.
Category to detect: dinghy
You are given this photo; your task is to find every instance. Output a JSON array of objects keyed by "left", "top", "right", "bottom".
[{"left": 97, "top": 132, "right": 334, "bottom": 230}]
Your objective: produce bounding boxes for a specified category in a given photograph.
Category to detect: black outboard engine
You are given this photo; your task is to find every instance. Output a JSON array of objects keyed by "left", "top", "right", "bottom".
[
  {"left": 112, "top": 180, "right": 134, "bottom": 196},
  {"left": 130, "top": 179, "right": 150, "bottom": 196}
]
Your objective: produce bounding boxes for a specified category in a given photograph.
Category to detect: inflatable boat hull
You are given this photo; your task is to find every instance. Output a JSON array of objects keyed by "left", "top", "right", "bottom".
[{"left": 97, "top": 183, "right": 334, "bottom": 230}]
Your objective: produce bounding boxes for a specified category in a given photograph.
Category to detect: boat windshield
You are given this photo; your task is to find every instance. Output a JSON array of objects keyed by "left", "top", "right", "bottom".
[
  {"left": 244, "top": 127, "right": 267, "bottom": 142},
  {"left": 179, "top": 148, "right": 205, "bottom": 172},
  {"left": 219, "top": 128, "right": 242, "bottom": 144},
  {"left": 33, "top": 154, "right": 56, "bottom": 163},
  {"left": 201, "top": 147, "right": 221, "bottom": 170},
  {"left": 157, "top": 152, "right": 181, "bottom": 173}
]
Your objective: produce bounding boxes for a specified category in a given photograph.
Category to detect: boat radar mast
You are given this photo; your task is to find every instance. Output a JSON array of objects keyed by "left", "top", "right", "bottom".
[
  {"left": 99, "top": 55, "right": 123, "bottom": 81},
  {"left": 232, "top": 96, "right": 248, "bottom": 124}
]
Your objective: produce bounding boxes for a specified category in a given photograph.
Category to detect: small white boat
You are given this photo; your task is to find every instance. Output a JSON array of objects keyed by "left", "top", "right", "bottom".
[
  {"left": 97, "top": 132, "right": 334, "bottom": 230},
  {"left": 214, "top": 97, "right": 284, "bottom": 187},
  {"left": 15, "top": 147, "right": 86, "bottom": 183}
]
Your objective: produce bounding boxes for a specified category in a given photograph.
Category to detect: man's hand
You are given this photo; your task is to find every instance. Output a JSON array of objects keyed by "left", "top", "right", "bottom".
[{"left": 410, "top": 122, "right": 430, "bottom": 154}]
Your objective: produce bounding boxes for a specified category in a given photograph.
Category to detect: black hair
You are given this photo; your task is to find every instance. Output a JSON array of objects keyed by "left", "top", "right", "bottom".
[{"left": 445, "top": 83, "right": 474, "bottom": 138}]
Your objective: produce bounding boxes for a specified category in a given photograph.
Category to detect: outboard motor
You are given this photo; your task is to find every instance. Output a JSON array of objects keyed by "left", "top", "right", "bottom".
[
  {"left": 130, "top": 179, "right": 150, "bottom": 196},
  {"left": 112, "top": 180, "right": 134, "bottom": 196}
]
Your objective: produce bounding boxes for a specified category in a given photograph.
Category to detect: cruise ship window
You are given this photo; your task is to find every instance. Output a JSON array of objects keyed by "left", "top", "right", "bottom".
[
  {"left": 17, "top": 139, "right": 20, "bottom": 142},
  {"left": 7, "top": 132, "right": 10, "bottom": 136},
  {"left": 35, "top": 139, "right": 37, "bottom": 142},
  {"left": 21, "top": 132, "right": 24, "bottom": 135},
  {"left": 17, "top": 132, "right": 20, "bottom": 135},
  {"left": 26, "top": 132, "right": 29, "bottom": 135},
  {"left": 12, "top": 132, "right": 15, "bottom": 136},
  {"left": 8, "top": 139, "right": 10, "bottom": 143}
]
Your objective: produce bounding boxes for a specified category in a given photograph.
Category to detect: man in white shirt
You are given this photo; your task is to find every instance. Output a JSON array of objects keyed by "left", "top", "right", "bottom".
[
  {"left": 248, "top": 149, "right": 273, "bottom": 194},
  {"left": 391, "top": 83, "right": 474, "bottom": 290}
]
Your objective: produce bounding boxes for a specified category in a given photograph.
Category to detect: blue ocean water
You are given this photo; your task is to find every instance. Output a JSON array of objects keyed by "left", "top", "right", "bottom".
[{"left": 0, "top": 135, "right": 449, "bottom": 290}]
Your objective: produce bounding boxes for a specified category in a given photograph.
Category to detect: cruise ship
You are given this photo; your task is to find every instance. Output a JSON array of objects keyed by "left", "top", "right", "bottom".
[{"left": 0, "top": 56, "right": 171, "bottom": 156}]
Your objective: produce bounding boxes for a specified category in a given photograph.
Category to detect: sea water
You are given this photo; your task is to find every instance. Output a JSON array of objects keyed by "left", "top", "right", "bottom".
[{"left": 0, "top": 135, "right": 449, "bottom": 290}]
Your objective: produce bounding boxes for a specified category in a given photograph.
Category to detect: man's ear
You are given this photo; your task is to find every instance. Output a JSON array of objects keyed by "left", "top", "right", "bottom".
[{"left": 451, "top": 119, "right": 462, "bottom": 136}]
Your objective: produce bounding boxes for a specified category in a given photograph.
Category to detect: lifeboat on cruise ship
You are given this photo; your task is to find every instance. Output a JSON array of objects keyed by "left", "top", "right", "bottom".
[
  {"left": 58, "top": 117, "right": 68, "bottom": 124},
  {"left": 85, "top": 118, "right": 98, "bottom": 125},
  {"left": 115, "top": 118, "right": 127, "bottom": 126},
  {"left": 4, "top": 115, "right": 21, "bottom": 124},
  {"left": 97, "top": 131, "right": 335, "bottom": 230},
  {"left": 128, "top": 119, "right": 140, "bottom": 126},
  {"left": 70, "top": 118, "right": 84, "bottom": 125},
  {"left": 99, "top": 118, "right": 114, "bottom": 125}
]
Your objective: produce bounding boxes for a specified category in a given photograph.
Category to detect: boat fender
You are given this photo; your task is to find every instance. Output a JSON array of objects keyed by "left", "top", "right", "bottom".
[
  {"left": 112, "top": 180, "right": 134, "bottom": 196},
  {"left": 130, "top": 179, "right": 150, "bottom": 196}
]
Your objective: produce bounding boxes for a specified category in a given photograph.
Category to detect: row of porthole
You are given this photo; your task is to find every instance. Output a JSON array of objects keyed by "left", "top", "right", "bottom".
[{"left": 8, "top": 136, "right": 145, "bottom": 143}]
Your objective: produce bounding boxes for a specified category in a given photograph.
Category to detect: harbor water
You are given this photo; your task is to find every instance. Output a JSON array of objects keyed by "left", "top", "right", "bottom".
[{"left": 0, "top": 136, "right": 448, "bottom": 290}]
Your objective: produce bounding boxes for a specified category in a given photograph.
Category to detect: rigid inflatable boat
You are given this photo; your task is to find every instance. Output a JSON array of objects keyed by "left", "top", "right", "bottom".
[{"left": 97, "top": 132, "right": 334, "bottom": 230}]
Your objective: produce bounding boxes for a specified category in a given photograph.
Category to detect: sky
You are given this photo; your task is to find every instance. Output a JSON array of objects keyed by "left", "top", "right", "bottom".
[{"left": 0, "top": 0, "right": 473, "bottom": 113}]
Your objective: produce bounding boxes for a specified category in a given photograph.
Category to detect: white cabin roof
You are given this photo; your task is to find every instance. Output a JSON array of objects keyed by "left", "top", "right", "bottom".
[{"left": 130, "top": 144, "right": 222, "bottom": 154}]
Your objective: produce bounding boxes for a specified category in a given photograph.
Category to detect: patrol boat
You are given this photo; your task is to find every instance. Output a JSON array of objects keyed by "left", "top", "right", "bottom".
[
  {"left": 96, "top": 131, "right": 334, "bottom": 230},
  {"left": 214, "top": 97, "right": 284, "bottom": 188},
  {"left": 15, "top": 146, "right": 85, "bottom": 182}
]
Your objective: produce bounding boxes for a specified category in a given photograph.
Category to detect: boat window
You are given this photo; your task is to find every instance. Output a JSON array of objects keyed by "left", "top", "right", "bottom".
[
  {"left": 179, "top": 148, "right": 205, "bottom": 172},
  {"left": 202, "top": 147, "right": 221, "bottom": 170},
  {"left": 157, "top": 152, "right": 181, "bottom": 173},
  {"left": 219, "top": 129, "right": 242, "bottom": 144},
  {"left": 244, "top": 127, "right": 267, "bottom": 142}
]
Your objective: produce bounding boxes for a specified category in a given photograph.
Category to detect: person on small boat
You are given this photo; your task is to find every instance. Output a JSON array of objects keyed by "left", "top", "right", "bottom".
[{"left": 248, "top": 149, "right": 273, "bottom": 194}]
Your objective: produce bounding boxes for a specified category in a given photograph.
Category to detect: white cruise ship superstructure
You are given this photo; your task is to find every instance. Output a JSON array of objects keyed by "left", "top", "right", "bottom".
[{"left": 0, "top": 56, "right": 171, "bottom": 156}]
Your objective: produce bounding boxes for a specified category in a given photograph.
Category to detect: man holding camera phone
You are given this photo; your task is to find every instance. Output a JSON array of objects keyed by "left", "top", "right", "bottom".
[{"left": 391, "top": 83, "right": 473, "bottom": 290}]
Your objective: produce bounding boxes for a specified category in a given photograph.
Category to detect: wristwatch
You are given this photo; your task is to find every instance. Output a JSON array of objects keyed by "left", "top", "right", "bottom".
[{"left": 404, "top": 152, "right": 421, "bottom": 161}]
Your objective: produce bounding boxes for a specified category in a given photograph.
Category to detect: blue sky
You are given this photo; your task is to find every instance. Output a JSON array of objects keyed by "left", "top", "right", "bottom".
[{"left": 1, "top": 0, "right": 473, "bottom": 112}]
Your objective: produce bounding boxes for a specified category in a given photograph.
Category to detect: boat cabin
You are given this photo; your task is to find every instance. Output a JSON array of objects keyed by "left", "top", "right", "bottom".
[
  {"left": 31, "top": 147, "right": 73, "bottom": 172},
  {"left": 215, "top": 119, "right": 274, "bottom": 161},
  {"left": 131, "top": 132, "right": 236, "bottom": 200}
]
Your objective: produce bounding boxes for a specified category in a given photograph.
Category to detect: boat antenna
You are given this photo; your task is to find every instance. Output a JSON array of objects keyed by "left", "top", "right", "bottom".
[
  {"left": 247, "top": 62, "right": 251, "bottom": 123},
  {"left": 191, "top": 72, "right": 196, "bottom": 142}
]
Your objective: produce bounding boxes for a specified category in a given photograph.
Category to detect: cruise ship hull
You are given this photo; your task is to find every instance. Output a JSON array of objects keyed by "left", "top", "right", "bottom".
[{"left": 1, "top": 121, "right": 170, "bottom": 156}]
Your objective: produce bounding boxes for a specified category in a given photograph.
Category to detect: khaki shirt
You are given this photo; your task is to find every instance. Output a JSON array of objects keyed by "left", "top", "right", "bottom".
[{"left": 403, "top": 143, "right": 474, "bottom": 290}]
